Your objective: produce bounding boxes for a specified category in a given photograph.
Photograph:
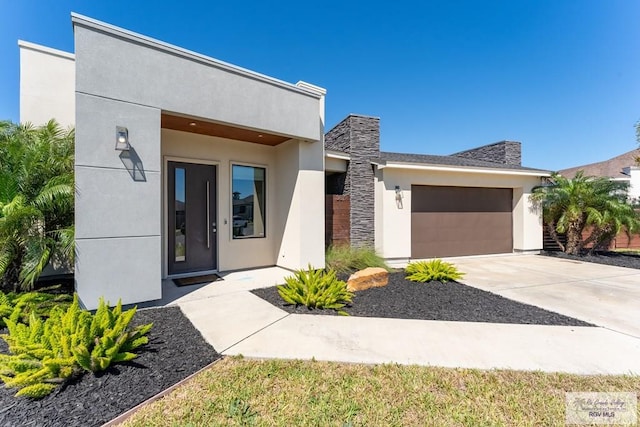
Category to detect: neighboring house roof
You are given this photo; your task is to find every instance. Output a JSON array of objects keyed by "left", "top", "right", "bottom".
[
  {"left": 378, "top": 151, "right": 548, "bottom": 173},
  {"left": 558, "top": 149, "right": 639, "bottom": 179}
]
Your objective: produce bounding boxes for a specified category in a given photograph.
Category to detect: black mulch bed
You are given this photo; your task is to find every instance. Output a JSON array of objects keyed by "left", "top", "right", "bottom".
[
  {"left": 252, "top": 271, "right": 593, "bottom": 327},
  {"left": 542, "top": 250, "right": 640, "bottom": 270},
  {"left": 0, "top": 306, "right": 220, "bottom": 427}
]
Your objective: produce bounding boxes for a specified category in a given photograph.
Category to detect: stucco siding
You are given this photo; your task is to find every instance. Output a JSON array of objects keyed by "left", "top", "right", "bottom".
[
  {"left": 75, "top": 236, "right": 161, "bottom": 307},
  {"left": 274, "top": 140, "right": 325, "bottom": 270},
  {"left": 19, "top": 41, "right": 75, "bottom": 127},
  {"left": 74, "top": 93, "right": 162, "bottom": 309},
  {"left": 73, "top": 23, "right": 319, "bottom": 141}
]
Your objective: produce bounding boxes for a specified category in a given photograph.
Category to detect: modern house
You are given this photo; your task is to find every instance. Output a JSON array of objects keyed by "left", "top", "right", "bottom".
[
  {"left": 18, "top": 14, "right": 549, "bottom": 309},
  {"left": 20, "top": 14, "right": 326, "bottom": 309}
]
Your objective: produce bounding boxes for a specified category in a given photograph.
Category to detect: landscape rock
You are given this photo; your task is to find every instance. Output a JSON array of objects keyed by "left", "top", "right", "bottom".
[{"left": 346, "top": 267, "right": 389, "bottom": 292}]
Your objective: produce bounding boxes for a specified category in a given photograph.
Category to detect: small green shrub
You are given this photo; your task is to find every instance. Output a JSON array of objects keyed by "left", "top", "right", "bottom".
[
  {"left": 325, "top": 245, "right": 389, "bottom": 275},
  {"left": 405, "top": 259, "right": 465, "bottom": 283},
  {"left": 277, "top": 265, "right": 353, "bottom": 315},
  {"left": 0, "top": 290, "right": 72, "bottom": 328},
  {"left": 0, "top": 294, "right": 152, "bottom": 398}
]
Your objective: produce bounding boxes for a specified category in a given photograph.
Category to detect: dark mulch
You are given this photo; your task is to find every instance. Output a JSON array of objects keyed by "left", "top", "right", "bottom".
[
  {"left": 542, "top": 250, "right": 640, "bottom": 270},
  {"left": 252, "top": 271, "right": 593, "bottom": 326},
  {"left": 0, "top": 306, "right": 220, "bottom": 427}
]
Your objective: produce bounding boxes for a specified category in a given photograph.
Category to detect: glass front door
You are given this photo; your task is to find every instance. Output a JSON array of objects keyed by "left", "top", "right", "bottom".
[{"left": 168, "top": 161, "right": 217, "bottom": 275}]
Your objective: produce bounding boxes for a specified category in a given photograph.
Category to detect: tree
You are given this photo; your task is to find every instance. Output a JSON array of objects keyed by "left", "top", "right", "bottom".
[
  {"left": 531, "top": 171, "right": 639, "bottom": 255},
  {"left": 583, "top": 199, "right": 639, "bottom": 254},
  {"left": 0, "top": 120, "right": 74, "bottom": 291}
]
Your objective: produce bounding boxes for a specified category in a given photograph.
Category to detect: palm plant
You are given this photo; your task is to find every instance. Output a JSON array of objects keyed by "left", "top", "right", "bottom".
[
  {"left": 583, "top": 197, "right": 640, "bottom": 253},
  {"left": 532, "top": 171, "right": 639, "bottom": 255},
  {"left": 0, "top": 120, "right": 75, "bottom": 291}
]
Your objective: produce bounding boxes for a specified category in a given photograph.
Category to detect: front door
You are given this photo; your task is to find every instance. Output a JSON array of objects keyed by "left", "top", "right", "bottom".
[{"left": 168, "top": 161, "right": 217, "bottom": 275}]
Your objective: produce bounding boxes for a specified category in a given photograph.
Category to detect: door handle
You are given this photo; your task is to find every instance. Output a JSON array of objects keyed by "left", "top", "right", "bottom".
[{"left": 206, "top": 181, "right": 210, "bottom": 249}]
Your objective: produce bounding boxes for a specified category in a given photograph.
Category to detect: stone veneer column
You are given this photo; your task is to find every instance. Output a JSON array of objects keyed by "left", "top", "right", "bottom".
[
  {"left": 452, "top": 140, "right": 522, "bottom": 166},
  {"left": 325, "top": 115, "right": 379, "bottom": 248}
]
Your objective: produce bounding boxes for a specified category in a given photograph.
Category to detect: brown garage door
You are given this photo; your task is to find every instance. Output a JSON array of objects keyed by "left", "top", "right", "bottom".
[{"left": 411, "top": 186, "right": 513, "bottom": 258}]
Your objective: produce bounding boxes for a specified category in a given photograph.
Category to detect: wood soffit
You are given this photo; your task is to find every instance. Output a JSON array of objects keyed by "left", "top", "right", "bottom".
[{"left": 161, "top": 113, "right": 290, "bottom": 146}]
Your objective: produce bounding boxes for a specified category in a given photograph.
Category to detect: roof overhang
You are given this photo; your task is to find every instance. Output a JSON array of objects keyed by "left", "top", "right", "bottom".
[
  {"left": 373, "top": 161, "right": 551, "bottom": 177},
  {"left": 325, "top": 150, "right": 349, "bottom": 173},
  {"left": 325, "top": 150, "right": 351, "bottom": 160},
  {"left": 161, "top": 113, "right": 292, "bottom": 146}
]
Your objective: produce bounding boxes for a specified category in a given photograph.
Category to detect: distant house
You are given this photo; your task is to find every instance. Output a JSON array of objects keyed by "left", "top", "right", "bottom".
[
  {"left": 559, "top": 149, "right": 640, "bottom": 201},
  {"left": 553, "top": 149, "right": 640, "bottom": 251}
]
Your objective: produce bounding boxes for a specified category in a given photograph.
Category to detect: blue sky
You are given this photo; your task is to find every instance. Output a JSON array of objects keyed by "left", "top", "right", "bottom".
[{"left": 2, "top": 1, "right": 639, "bottom": 171}]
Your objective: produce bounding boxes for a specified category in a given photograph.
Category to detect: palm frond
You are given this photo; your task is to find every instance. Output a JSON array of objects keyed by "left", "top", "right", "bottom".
[
  {"left": 54, "top": 227, "right": 75, "bottom": 263},
  {"left": 33, "top": 176, "right": 74, "bottom": 212},
  {"left": 0, "top": 242, "right": 16, "bottom": 276},
  {"left": 18, "top": 237, "right": 53, "bottom": 291}
]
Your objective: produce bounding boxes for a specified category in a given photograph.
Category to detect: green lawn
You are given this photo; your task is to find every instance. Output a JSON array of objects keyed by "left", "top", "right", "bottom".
[{"left": 123, "top": 357, "right": 640, "bottom": 426}]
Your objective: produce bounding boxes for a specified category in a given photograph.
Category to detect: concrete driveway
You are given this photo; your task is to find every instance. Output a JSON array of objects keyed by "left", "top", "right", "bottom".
[
  {"left": 167, "top": 256, "right": 640, "bottom": 375},
  {"left": 449, "top": 254, "right": 640, "bottom": 338}
]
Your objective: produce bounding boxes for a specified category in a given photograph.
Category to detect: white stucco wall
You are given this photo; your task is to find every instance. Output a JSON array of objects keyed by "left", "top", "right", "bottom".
[
  {"left": 274, "top": 82, "right": 326, "bottom": 270},
  {"left": 625, "top": 167, "right": 640, "bottom": 201},
  {"left": 375, "top": 166, "right": 544, "bottom": 261},
  {"left": 19, "top": 41, "right": 75, "bottom": 128}
]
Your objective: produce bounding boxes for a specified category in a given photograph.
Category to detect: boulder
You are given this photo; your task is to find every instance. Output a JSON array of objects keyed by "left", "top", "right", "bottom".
[{"left": 346, "top": 267, "right": 389, "bottom": 292}]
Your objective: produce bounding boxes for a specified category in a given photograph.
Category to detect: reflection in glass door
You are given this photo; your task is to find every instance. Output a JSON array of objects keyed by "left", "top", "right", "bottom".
[{"left": 174, "top": 167, "right": 186, "bottom": 262}]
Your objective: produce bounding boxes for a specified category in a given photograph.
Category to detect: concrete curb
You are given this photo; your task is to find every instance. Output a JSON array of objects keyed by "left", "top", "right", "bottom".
[{"left": 101, "top": 357, "right": 224, "bottom": 427}]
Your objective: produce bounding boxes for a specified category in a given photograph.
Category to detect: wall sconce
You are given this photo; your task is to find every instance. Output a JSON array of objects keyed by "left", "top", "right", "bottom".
[
  {"left": 395, "top": 185, "right": 404, "bottom": 209},
  {"left": 115, "top": 126, "right": 130, "bottom": 151}
]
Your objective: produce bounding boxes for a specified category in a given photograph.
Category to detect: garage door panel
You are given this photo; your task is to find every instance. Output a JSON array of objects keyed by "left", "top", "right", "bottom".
[
  {"left": 412, "top": 186, "right": 512, "bottom": 212},
  {"left": 411, "top": 186, "right": 513, "bottom": 258},
  {"left": 412, "top": 239, "right": 513, "bottom": 258},
  {"left": 412, "top": 213, "right": 511, "bottom": 237}
]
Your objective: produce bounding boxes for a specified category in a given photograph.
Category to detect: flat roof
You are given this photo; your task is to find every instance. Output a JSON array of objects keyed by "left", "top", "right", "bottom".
[{"left": 70, "top": 13, "right": 324, "bottom": 99}]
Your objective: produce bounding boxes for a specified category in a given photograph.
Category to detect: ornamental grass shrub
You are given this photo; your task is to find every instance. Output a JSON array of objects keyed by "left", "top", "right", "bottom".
[
  {"left": 0, "top": 294, "right": 152, "bottom": 398},
  {"left": 0, "top": 289, "right": 72, "bottom": 328},
  {"left": 405, "top": 259, "right": 465, "bottom": 283},
  {"left": 277, "top": 265, "right": 353, "bottom": 315},
  {"left": 325, "top": 245, "right": 389, "bottom": 275}
]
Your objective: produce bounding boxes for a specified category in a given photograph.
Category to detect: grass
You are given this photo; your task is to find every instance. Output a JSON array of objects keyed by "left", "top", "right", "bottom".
[
  {"left": 325, "top": 245, "right": 390, "bottom": 275},
  {"left": 122, "top": 357, "right": 640, "bottom": 427}
]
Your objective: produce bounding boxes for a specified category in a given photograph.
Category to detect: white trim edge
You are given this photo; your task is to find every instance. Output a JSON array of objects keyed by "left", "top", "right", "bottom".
[
  {"left": 326, "top": 151, "right": 351, "bottom": 161},
  {"left": 70, "top": 13, "right": 322, "bottom": 99},
  {"left": 377, "top": 162, "right": 551, "bottom": 177},
  {"left": 18, "top": 40, "right": 75, "bottom": 60}
]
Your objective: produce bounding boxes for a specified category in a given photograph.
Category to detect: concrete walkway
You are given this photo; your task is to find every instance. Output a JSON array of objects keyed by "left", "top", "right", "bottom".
[{"left": 162, "top": 256, "right": 640, "bottom": 375}]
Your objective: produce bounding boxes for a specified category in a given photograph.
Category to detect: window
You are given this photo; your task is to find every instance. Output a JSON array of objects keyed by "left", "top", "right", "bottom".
[
  {"left": 232, "top": 165, "right": 265, "bottom": 239},
  {"left": 174, "top": 167, "right": 186, "bottom": 261}
]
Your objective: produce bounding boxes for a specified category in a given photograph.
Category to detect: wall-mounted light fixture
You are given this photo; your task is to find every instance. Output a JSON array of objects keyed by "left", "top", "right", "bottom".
[
  {"left": 395, "top": 185, "right": 404, "bottom": 209},
  {"left": 115, "top": 126, "right": 130, "bottom": 151}
]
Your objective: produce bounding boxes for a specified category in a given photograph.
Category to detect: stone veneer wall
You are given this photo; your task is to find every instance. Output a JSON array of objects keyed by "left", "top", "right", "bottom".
[
  {"left": 325, "top": 115, "right": 379, "bottom": 248},
  {"left": 453, "top": 141, "right": 522, "bottom": 166}
]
